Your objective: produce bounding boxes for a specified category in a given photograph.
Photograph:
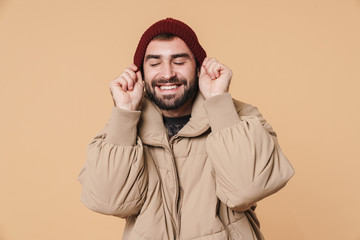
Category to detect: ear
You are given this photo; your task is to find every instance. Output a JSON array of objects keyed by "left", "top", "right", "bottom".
[{"left": 141, "top": 67, "right": 145, "bottom": 80}]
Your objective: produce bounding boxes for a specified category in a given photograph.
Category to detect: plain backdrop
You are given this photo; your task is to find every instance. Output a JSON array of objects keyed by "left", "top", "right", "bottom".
[{"left": 1, "top": 0, "right": 359, "bottom": 239}]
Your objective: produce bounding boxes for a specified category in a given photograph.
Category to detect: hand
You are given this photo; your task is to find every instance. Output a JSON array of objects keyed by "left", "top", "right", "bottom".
[
  {"left": 198, "top": 57, "right": 232, "bottom": 99},
  {"left": 109, "top": 64, "right": 144, "bottom": 111}
]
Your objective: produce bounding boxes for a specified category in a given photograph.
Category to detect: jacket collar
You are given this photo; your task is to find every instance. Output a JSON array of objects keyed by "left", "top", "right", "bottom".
[{"left": 138, "top": 91, "right": 210, "bottom": 146}]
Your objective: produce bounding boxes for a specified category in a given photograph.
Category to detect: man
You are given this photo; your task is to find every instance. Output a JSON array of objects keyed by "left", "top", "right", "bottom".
[{"left": 79, "top": 18, "right": 294, "bottom": 240}]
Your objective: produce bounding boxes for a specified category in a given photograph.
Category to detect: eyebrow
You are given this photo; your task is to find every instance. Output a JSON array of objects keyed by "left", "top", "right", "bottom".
[
  {"left": 145, "top": 54, "right": 161, "bottom": 61},
  {"left": 172, "top": 53, "right": 191, "bottom": 59},
  {"left": 144, "top": 53, "right": 191, "bottom": 62}
]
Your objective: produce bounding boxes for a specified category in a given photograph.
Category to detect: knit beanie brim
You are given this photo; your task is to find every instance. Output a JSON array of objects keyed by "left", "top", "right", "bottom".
[{"left": 133, "top": 18, "right": 207, "bottom": 69}]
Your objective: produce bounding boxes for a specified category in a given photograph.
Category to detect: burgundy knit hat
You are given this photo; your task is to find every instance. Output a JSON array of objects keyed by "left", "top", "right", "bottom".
[{"left": 133, "top": 18, "right": 207, "bottom": 69}]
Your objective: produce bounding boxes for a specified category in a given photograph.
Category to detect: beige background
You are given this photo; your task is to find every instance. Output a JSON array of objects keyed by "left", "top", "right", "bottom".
[{"left": 1, "top": 0, "right": 359, "bottom": 239}]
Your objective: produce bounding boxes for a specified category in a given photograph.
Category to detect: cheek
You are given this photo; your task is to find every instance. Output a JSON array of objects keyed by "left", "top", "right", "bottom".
[
  {"left": 143, "top": 67, "right": 157, "bottom": 82},
  {"left": 183, "top": 69, "right": 197, "bottom": 82},
  {"left": 182, "top": 65, "right": 197, "bottom": 78}
]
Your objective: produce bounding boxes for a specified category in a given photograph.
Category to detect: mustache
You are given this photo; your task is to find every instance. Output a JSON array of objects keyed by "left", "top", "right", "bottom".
[{"left": 151, "top": 76, "right": 188, "bottom": 88}]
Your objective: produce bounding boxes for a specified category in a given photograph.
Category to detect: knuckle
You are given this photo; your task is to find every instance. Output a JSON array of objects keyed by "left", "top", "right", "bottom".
[
  {"left": 131, "top": 72, "right": 137, "bottom": 80},
  {"left": 109, "top": 79, "right": 117, "bottom": 87}
]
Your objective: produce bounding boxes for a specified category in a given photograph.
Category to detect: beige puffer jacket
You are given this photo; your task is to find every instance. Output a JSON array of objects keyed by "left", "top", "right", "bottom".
[{"left": 79, "top": 92, "right": 294, "bottom": 240}]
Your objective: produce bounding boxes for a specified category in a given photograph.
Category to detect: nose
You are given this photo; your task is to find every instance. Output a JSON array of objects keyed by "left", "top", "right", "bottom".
[{"left": 160, "top": 62, "right": 176, "bottom": 80}]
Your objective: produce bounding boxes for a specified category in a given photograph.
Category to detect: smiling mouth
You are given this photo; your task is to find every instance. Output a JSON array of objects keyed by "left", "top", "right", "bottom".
[
  {"left": 159, "top": 85, "right": 180, "bottom": 90},
  {"left": 156, "top": 84, "right": 182, "bottom": 91}
]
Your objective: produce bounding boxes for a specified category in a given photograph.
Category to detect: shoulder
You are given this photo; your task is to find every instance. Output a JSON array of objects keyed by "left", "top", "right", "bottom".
[
  {"left": 232, "top": 98, "right": 260, "bottom": 117},
  {"left": 232, "top": 98, "right": 276, "bottom": 136}
]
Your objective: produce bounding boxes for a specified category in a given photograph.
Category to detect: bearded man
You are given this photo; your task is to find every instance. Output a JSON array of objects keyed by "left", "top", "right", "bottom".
[{"left": 79, "top": 18, "right": 294, "bottom": 240}]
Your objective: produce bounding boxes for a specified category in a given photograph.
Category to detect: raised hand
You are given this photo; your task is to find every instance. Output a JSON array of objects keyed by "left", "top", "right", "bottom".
[
  {"left": 109, "top": 64, "right": 144, "bottom": 111},
  {"left": 198, "top": 58, "right": 232, "bottom": 99}
]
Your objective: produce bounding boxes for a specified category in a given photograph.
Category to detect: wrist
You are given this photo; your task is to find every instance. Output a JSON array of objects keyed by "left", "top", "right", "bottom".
[
  {"left": 206, "top": 92, "right": 223, "bottom": 99},
  {"left": 115, "top": 102, "right": 139, "bottom": 111},
  {"left": 105, "top": 107, "right": 141, "bottom": 145},
  {"left": 204, "top": 93, "right": 240, "bottom": 132},
  {"left": 203, "top": 91, "right": 227, "bottom": 99}
]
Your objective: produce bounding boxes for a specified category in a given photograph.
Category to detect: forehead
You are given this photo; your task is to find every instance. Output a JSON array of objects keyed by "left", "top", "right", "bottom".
[{"left": 145, "top": 37, "right": 194, "bottom": 58}]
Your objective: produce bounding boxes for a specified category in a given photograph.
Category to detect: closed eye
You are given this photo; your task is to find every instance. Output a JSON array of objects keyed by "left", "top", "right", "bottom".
[{"left": 174, "top": 62, "right": 185, "bottom": 65}]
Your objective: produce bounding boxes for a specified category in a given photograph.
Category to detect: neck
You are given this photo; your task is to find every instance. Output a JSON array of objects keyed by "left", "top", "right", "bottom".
[{"left": 161, "top": 96, "right": 194, "bottom": 117}]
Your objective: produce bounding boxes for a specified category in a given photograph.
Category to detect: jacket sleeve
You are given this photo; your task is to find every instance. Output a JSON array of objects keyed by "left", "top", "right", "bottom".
[
  {"left": 204, "top": 93, "right": 294, "bottom": 212},
  {"left": 78, "top": 107, "right": 148, "bottom": 218}
]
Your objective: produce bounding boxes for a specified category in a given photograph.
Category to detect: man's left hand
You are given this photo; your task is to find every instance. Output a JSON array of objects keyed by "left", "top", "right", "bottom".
[{"left": 198, "top": 57, "right": 232, "bottom": 99}]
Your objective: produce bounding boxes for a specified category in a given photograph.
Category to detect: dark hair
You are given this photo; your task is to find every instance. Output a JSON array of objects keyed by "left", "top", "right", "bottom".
[{"left": 152, "top": 33, "right": 177, "bottom": 41}]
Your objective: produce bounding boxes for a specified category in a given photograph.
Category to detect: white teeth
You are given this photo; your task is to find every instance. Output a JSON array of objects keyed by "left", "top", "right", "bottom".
[{"left": 160, "top": 85, "right": 178, "bottom": 90}]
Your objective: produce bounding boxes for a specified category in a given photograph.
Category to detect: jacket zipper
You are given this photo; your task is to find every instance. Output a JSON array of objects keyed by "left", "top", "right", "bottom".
[
  {"left": 143, "top": 129, "right": 209, "bottom": 239},
  {"left": 145, "top": 139, "right": 181, "bottom": 239},
  {"left": 169, "top": 135, "right": 182, "bottom": 239},
  {"left": 170, "top": 126, "right": 210, "bottom": 239}
]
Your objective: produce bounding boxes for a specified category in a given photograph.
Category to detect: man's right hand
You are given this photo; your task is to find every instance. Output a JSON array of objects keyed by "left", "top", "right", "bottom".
[{"left": 109, "top": 64, "right": 144, "bottom": 111}]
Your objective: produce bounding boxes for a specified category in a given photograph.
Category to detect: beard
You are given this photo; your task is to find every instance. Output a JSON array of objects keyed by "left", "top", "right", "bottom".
[{"left": 145, "top": 75, "right": 198, "bottom": 110}]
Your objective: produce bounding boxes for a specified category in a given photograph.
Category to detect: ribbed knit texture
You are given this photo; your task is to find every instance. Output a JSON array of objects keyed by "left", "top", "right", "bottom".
[{"left": 133, "top": 18, "right": 207, "bottom": 69}]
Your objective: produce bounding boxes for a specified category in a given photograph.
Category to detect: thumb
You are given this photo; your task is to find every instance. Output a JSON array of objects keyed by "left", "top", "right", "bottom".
[
  {"left": 136, "top": 70, "right": 143, "bottom": 82},
  {"left": 134, "top": 71, "right": 144, "bottom": 89},
  {"left": 199, "top": 65, "right": 207, "bottom": 78},
  {"left": 136, "top": 71, "right": 144, "bottom": 84}
]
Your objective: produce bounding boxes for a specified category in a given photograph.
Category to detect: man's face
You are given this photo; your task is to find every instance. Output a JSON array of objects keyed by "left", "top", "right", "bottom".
[{"left": 143, "top": 37, "right": 198, "bottom": 111}]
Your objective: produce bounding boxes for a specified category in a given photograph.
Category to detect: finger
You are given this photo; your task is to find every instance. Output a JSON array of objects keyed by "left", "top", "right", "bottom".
[
  {"left": 135, "top": 71, "right": 144, "bottom": 84},
  {"left": 210, "top": 62, "right": 222, "bottom": 79},
  {"left": 124, "top": 68, "right": 136, "bottom": 80},
  {"left": 134, "top": 72, "right": 144, "bottom": 92},
  {"left": 207, "top": 61, "right": 217, "bottom": 79},
  {"left": 123, "top": 69, "right": 136, "bottom": 90},
  {"left": 118, "top": 77, "right": 129, "bottom": 91},
  {"left": 121, "top": 72, "right": 135, "bottom": 90},
  {"left": 202, "top": 57, "right": 210, "bottom": 66},
  {"left": 199, "top": 65, "right": 207, "bottom": 79},
  {"left": 203, "top": 58, "right": 215, "bottom": 69},
  {"left": 208, "top": 59, "right": 224, "bottom": 80},
  {"left": 204, "top": 59, "right": 218, "bottom": 79},
  {"left": 129, "top": 64, "right": 138, "bottom": 72},
  {"left": 199, "top": 64, "right": 214, "bottom": 80},
  {"left": 109, "top": 77, "right": 121, "bottom": 89},
  {"left": 203, "top": 58, "right": 216, "bottom": 73},
  {"left": 110, "top": 77, "right": 128, "bottom": 92},
  {"left": 203, "top": 57, "right": 216, "bottom": 66}
]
